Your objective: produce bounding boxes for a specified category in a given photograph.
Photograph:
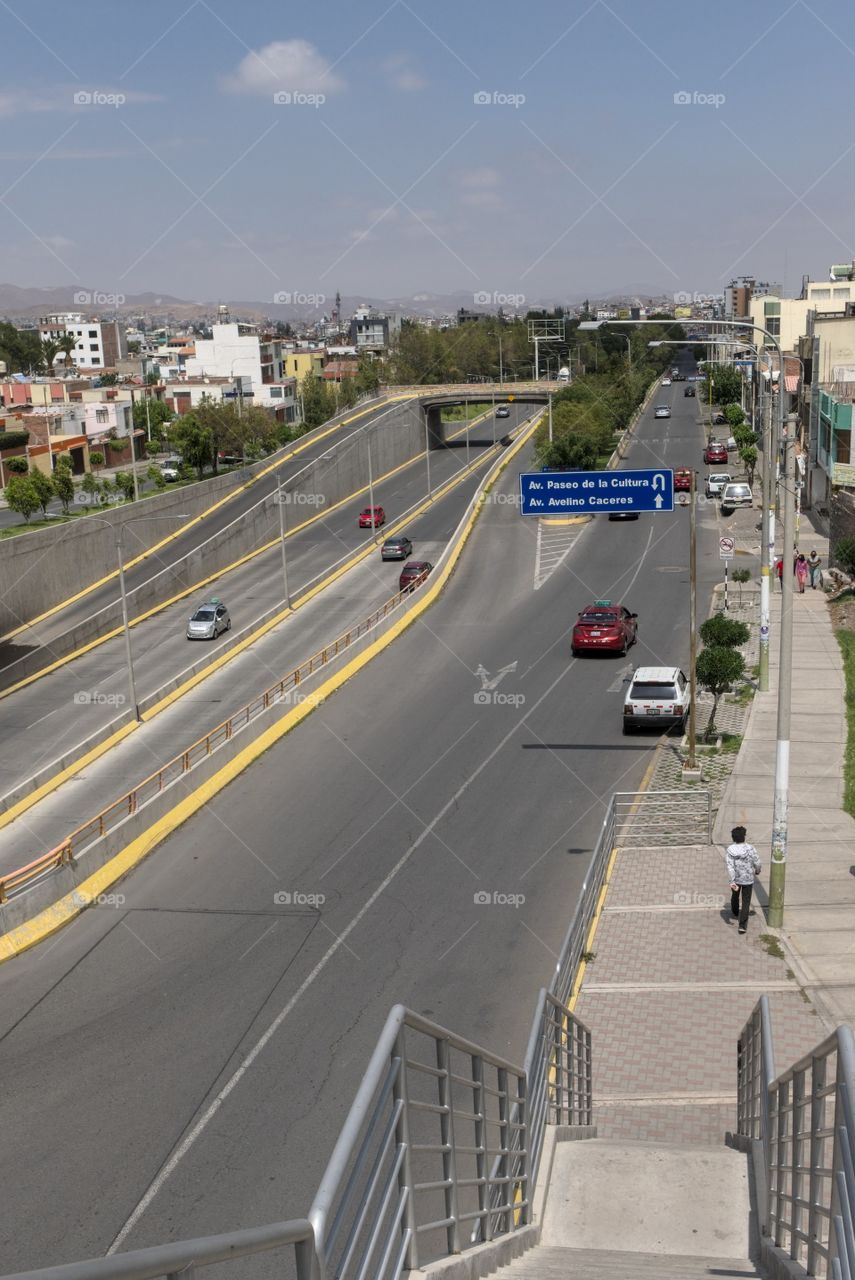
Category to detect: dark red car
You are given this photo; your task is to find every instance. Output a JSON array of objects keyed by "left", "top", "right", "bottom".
[
  {"left": 359, "top": 506, "right": 386, "bottom": 528},
  {"left": 571, "top": 601, "right": 638, "bottom": 656},
  {"left": 399, "top": 561, "right": 432, "bottom": 592},
  {"left": 703, "top": 443, "right": 728, "bottom": 465},
  {"left": 674, "top": 468, "right": 693, "bottom": 492}
]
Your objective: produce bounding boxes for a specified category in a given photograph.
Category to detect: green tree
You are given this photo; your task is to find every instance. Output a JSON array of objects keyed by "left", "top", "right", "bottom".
[
  {"left": 53, "top": 467, "right": 75, "bottom": 514},
  {"left": 171, "top": 412, "right": 212, "bottom": 479},
  {"left": 540, "top": 431, "right": 600, "bottom": 471},
  {"left": 54, "top": 453, "right": 73, "bottom": 472},
  {"left": 699, "top": 615, "right": 749, "bottom": 648},
  {"left": 703, "top": 365, "right": 743, "bottom": 407},
  {"left": 114, "top": 471, "right": 135, "bottom": 502},
  {"left": 5, "top": 456, "right": 28, "bottom": 474},
  {"left": 0, "top": 323, "right": 44, "bottom": 374},
  {"left": 147, "top": 462, "right": 167, "bottom": 491},
  {"left": 133, "top": 398, "right": 172, "bottom": 435},
  {"left": 89, "top": 450, "right": 105, "bottom": 468},
  {"left": 696, "top": 646, "right": 745, "bottom": 742},
  {"left": 337, "top": 375, "right": 358, "bottom": 409},
  {"left": 834, "top": 538, "right": 855, "bottom": 577},
  {"left": 725, "top": 403, "right": 746, "bottom": 426},
  {"left": 127, "top": 341, "right": 141, "bottom": 355},
  {"left": 739, "top": 444, "right": 758, "bottom": 487},
  {"left": 99, "top": 477, "right": 116, "bottom": 505},
  {"left": 5, "top": 474, "right": 40, "bottom": 522},
  {"left": 57, "top": 332, "right": 77, "bottom": 370},
  {"left": 732, "top": 567, "right": 751, "bottom": 605},
  {"left": 28, "top": 468, "right": 55, "bottom": 517},
  {"left": 80, "top": 472, "right": 100, "bottom": 506},
  {"left": 299, "top": 371, "right": 337, "bottom": 428},
  {"left": 98, "top": 372, "right": 119, "bottom": 386},
  {"left": 41, "top": 338, "right": 60, "bottom": 370}
]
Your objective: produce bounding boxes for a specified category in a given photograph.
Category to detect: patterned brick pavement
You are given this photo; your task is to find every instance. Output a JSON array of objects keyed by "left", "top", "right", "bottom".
[{"left": 574, "top": 841, "right": 823, "bottom": 1147}]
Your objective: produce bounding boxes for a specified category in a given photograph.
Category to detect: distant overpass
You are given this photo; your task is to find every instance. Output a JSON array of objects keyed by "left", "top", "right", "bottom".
[{"left": 392, "top": 381, "right": 555, "bottom": 446}]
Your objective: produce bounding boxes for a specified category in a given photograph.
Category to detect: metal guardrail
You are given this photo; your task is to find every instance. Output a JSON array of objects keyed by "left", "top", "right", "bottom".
[
  {"left": 737, "top": 998, "right": 855, "bottom": 1279},
  {"left": 614, "top": 788, "right": 713, "bottom": 848},
  {"left": 0, "top": 586, "right": 416, "bottom": 904}
]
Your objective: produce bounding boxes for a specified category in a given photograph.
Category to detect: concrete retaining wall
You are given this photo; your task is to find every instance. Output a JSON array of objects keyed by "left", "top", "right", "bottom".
[
  {"left": 1, "top": 403, "right": 424, "bottom": 685},
  {"left": 0, "top": 396, "right": 391, "bottom": 636}
]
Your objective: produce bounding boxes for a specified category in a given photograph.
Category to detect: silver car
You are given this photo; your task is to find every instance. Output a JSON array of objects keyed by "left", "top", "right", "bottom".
[
  {"left": 187, "top": 600, "right": 231, "bottom": 640},
  {"left": 720, "top": 482, "right": 753, "bottom": 514},
  {"left": 705, "top": 472, "right": 732, "bottom": 499}
]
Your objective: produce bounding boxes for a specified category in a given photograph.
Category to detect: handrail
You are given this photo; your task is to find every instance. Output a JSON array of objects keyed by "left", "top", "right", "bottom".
[
  {"left": 0, "top": 583, "right": 420, "bottom": 904},
  {"left": 0, "top": 1219, "right": 317, "bottom": 1280},
  {"left": 737, "top": 999, "right": 855, "bottom": 1278}
]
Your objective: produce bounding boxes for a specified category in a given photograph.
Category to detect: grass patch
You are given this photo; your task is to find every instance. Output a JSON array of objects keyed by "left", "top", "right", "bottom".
[
  {"left": 581, "top": 950, "right": 596, "bottom": 964},
  {"left": 440, "top": 402, "right": 490, "bottom": 422},
  {"left": 720, "top": 733, "right": 743, "bottom": 753},
  {"left": 730, "top": 682, "right": 755, "bottom": 706},
  {"left": 759, "top": 933, "right": 785, "bottom": 960},
  {"left": 838, "top": 629, "right": 855, "bottom": 818}
]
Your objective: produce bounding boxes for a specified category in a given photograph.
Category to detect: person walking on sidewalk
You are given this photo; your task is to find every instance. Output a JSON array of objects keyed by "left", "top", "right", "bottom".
[
  {"left": 775, "top": 556, "right": 783, "bottom": 591},
  {"left": 796, "top": 553, "right": 809, "bottom": 593},
  {"left": 808, "top": 549, "right": 822, "bottom": 589},
  {"left": 726, "top": 826, "right": 761, "bottom": 934}
]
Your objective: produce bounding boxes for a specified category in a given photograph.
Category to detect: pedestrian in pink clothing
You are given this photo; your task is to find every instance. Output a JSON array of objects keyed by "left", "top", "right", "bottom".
[{"left": 795, "top": 554, "right": 808, "bottom": 593}]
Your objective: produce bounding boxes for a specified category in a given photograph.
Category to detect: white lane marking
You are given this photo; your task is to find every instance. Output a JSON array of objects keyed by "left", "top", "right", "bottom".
[
  {"left": 23, "top": 706, "right": 62, "bottom": 732},
  {"left": 107, "top": 654, "right": 577, "bottom": 1254},
  {"left": 606, "top": 662, "right": 634, "bottom": 694},
  {"left": 534, "top": 521, "right": 583, "bottom": 590}
]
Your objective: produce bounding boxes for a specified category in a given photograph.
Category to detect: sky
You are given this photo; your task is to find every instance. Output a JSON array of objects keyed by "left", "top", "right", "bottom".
[{"left": 1, "top": 0, "right": 855, "bottom": 309}]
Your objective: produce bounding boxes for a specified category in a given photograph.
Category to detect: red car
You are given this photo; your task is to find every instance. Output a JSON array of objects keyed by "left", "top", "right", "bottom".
[
  {"left": 571, "top": 601, "right": 638, "bottom": 656},
  {"left": 674, "top": 468, "right": 694, "bottom": 492},
  {"left": 359, "top": 506, "right": 386, "bottom": 528},
  {"left": 703, "top": 443, "right": 728, "bottom": 465},
  {"left": 399, "top": 560, "right": 432, "bottom": 592}
]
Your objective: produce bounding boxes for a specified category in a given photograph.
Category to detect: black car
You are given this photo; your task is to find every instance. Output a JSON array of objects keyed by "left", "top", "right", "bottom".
[
  {"left": 381, "top": 536, "right": 413, "bottom": 561},
  {"left": 608, "top": 510, "right": 640, "bottom": 521},
  {"left": 684, "top": 386, "right": 696, "bottom": 397}
]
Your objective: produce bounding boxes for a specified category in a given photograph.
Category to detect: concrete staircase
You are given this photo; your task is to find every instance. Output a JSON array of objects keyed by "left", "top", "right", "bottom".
[{"left": 498, "top": 1138, "right": 763, "bottom": 1279}]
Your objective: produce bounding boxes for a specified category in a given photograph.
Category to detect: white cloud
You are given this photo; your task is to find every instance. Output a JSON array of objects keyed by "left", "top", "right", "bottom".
[
  {"left": 382, "top": 54, "right": 427, "bottom": 91},
  {"left": 43, "top": 235, "right": 74, "bottom": 249},
  {"left": 222, "top": 39, "right": 345, "bottom": 96},
  {"left": 460, "top": 167, "right": 500, "bottom": 190}
]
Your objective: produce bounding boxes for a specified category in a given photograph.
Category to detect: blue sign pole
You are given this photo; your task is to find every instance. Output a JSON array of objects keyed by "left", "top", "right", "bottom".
[{"left": 518, "top": 468, "right": 674, "bottom": 516}]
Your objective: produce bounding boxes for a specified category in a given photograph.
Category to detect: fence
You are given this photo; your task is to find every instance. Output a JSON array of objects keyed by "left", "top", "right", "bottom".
[
  {"left": 613, "top": 788, "right": 712, "bottom": 848},
  {"left": 0, "top": 586, "right": 416, "bottom": 905},
  {"left": 737, "top": 997, "right": 855, "bottom": 1279}
]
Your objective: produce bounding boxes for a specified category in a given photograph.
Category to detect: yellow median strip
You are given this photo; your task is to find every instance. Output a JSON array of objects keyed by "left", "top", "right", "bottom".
[
  {"left": 0, "top": 408, "right": 491, "bottom": 703},
  {"left": 0, "top": 412, "right": 542, "bottom": 961},
  {"left": 0, "top": 410, "right": 503, "bottom": 828},
  {"left": 0, "top": 394, "right": 419, "bottom": 645}
]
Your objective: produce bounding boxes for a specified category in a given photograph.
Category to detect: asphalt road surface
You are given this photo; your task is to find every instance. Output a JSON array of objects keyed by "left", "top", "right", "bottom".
[
  {"left": 0, "top": 405, "right": 527, "bottom": 823},
  {"left": 0, "top": 359, "right": 727, "bottom": 1272}
]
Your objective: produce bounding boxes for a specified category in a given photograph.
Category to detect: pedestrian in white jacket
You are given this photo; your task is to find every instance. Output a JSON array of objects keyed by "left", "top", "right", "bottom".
[{"left": 726, "top": 826, "right": 761, "bottom": 934}]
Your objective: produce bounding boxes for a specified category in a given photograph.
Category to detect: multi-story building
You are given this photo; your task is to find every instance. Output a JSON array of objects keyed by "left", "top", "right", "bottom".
[
  {"left": 349, "top": 306, "right": 400, "bottom": 353},
  {"left": 38, "top": 313, "right": 128, "bottom": 369}
]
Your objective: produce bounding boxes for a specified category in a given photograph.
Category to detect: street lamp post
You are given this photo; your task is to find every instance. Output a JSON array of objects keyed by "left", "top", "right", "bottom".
[
  {"left": 275, "top": 478, "right": 291, "bottom": 610},
  {"left": 768, "top": 414, "right": 798, "bottom": 926}
]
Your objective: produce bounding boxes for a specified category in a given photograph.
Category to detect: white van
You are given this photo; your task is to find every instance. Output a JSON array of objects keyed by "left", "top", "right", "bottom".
[{"left": 623, "top": 666, "right": 688, "bottom": 734}]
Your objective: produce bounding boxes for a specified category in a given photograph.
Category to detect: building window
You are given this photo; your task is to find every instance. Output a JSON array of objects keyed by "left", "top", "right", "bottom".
[
  {"left": 766, "top": 318, "right": 781, "bottom": 337},
  {"left": 270, "top": 387, "right": 281, "bottom": 397},
  {"left": 96, "top": 409, "right": 109, "bottom": 424},
  {"left": 90, "top": 343, "right": 99, "bottom": 351},
  {"left": 88, "top": 330, "right": 97, "bottom": 338},
  {"left": 91, "top": 357, "right": 101, "bottom": 365}
]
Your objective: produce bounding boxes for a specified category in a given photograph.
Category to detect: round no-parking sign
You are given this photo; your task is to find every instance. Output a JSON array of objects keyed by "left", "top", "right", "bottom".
[{"left": 719, "top": 536, "right": 735, "bottom": 560}]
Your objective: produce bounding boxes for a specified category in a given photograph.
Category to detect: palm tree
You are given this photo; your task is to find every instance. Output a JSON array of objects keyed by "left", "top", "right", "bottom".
[
  {"left": 58, "top": 333, "right": 77, "bottom": 370},
  {"left": 41, "top": 338, "right": 60, "bottom": 372}
]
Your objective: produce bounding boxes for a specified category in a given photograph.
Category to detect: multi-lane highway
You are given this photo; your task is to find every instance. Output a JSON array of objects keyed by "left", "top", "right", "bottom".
[
  {"left": 0, "top": 361, "right": 727, "bottom": 1272},
  {"left": 0, "top": 394, "right": 416, "bottom": 678},
  {"left": 0, "top": 403, "right": 532, "bottom": 870}
]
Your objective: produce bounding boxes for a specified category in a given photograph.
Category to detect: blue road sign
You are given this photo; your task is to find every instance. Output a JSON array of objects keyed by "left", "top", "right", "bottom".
[{"left": 519, "top": 468, "right": 674, "bottom": 516}]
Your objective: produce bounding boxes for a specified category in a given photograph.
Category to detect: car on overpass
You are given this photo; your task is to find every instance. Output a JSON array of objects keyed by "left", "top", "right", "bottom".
[
  {"left": 381, "top": 535, "right": 413, "bottom": 561},
  {"left": 359, "top": 506, "right": 386, "bottom": 528},
  {"left": 186, "top": 599, "right": 231, "bottom": 640},
  {"left": 399, "top": 561, "right": 432, "bottom": 592},
  {"left": 495, "top": 405, "right": 511, "bottom": 418},
  {"left": 571, "top": 601, "right": 638, "bottom": 656}
]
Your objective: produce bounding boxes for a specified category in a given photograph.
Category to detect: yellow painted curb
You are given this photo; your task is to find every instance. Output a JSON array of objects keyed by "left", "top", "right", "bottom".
[
  {"left": 540, "top": 516, "right": 593, "bottom": 527},
  {"left": 0, "top": 413, "right": 509, "bottom": 830},
  {"left": 0, "top": 412, "right": 542, "bottom": 962}
]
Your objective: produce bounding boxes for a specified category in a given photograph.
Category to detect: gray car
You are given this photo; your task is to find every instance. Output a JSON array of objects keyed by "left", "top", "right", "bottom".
[{"left": 187, "top": 600, "right": 231, "bottom": 640}]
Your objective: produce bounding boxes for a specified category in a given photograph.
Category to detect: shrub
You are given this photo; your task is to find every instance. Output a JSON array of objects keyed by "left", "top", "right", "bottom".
[
  {"left": 89, "top": 450, "right": 105, "bottom": 467},
  {"left": 835, "top": 538, "right": 855, "bottom": 578},
  {"left": 5, "top": 456, "right": 28, "bottom": 474},
  {"left": 699, "top": 614, "right": 750, "bottom": 648},
  {"left": 697, "top": 646, "right": 746, "bottom": 742}
]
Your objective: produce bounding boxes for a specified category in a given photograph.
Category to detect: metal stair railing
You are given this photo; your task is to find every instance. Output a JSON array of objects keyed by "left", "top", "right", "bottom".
[{"left": 737, "top": 997, "right": 855, "bottom": 1279}]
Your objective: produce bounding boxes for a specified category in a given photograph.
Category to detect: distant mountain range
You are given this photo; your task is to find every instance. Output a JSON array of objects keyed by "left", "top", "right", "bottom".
[{"left": 0, "top": 282, "right": 675, "bottom": 324}]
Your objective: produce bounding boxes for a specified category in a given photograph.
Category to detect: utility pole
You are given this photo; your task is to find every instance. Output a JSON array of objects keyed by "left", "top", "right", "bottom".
[
  {"left": 768, "top": 415, "right": 797, "bottom": 927},
  {"left": 548, "top": 392, "right": 553, "bottom": 444},
  {"left": 128, "top": 417, "right": 140, "bottom": 502},
  {"left": 115, "top": 529, "right": 139, "bottom": 721},
  {"left": 685, "top": 468, "right": 698, "bottom": 773},
  {"left": 759, "top": 390, "right": 773, "bottom": 692},
  {"left": 423, "top": 407, "right": 432, "bottom": 500},
  {"left": 366, "top": 433, "right": 375, "bottom": 533},
  {"left": 276, "top": 479, "right": 291, "bottom": 609},
  {"left": 498, "top": 332, "right": 504, "bottom": 386}
]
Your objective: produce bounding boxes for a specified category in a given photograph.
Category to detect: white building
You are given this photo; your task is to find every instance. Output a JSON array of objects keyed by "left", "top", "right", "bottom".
[
  {"left": 185, "top": 322, "right": 263, "bottom": 387},
  {"left": 39, "top": 312, "right": 128, "bottom": 369}
]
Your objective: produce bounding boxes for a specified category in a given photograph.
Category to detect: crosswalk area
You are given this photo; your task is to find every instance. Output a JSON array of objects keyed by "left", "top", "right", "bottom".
[{"left": 533, "top": 517, "right": 588, "bottom": 590}]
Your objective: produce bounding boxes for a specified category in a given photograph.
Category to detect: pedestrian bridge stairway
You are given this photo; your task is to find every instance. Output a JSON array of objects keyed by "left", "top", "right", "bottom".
[{"left": 472, "top": 1136, "right": 764, "bottom": 1280}]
